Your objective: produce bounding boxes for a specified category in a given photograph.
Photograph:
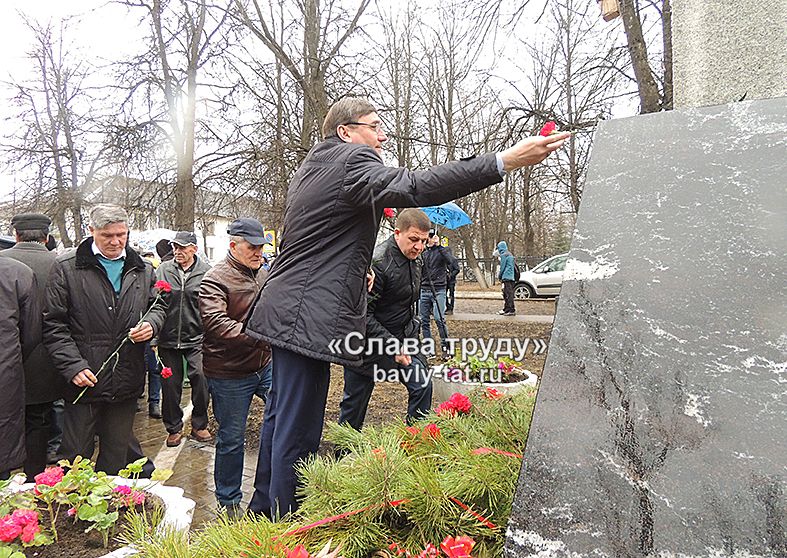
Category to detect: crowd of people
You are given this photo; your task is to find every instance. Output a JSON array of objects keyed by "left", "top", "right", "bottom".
[{"left": 0, "top": 96, "right": 568, "bottom": 519}]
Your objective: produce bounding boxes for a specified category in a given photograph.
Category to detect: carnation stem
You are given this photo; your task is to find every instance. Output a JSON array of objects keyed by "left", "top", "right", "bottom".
[{"left": 72, "top": 293, "right": 163, "bottom": 404}]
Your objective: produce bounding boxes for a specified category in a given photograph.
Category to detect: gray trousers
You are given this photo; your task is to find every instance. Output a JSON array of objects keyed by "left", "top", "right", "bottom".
[{"left": 158, "top": 347, "right": 209, "bottom": 434}]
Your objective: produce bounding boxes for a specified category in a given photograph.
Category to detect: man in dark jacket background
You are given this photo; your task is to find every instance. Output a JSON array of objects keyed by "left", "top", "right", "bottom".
[
  {"left": 339, "top": 208, "right": 432, "bottom": 430},
  {"left": 0, "top": 257, "right": 39, "bottom": 480},
  {"left": 246, "top": 96, "right": 569, "bottom": 519},
  {"left": 156, "top": 231, "right": 212, "bottom": 447},
  {"left": 419, "top": 230, "right": 459, "bottom": 357},
  {"left": 43, "top": 204, "right": 166, "bottom": 475},
  {"left": 199, "top": 218, "right": 271, "bottom": 516},
  {"left": 0, "top": 213, "right": 64, "bottom": 478}
]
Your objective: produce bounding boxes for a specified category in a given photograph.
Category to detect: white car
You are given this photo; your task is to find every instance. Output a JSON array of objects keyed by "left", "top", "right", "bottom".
[{"left": 514, "top": 253, "right": 568, "bottom": 299}]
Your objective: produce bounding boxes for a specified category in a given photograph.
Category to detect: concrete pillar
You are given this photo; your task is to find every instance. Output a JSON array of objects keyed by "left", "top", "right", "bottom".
[{"left": 672, "top": 0, "right": 787, "bottom": 108}]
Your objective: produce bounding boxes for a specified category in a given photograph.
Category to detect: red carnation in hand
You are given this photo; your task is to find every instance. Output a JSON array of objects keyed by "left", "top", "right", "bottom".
[
  {"left": 383, "top": 207, "right": 396, "bottom": 218},
  {"left": 440, "top": 535, "right": 476, "bottom": 558},
  {"left": 154, "top": 280, "right": 172, "bottom": 293},
  {"left": 161, "top": 367, "right": 173, "bottom": 379},
  {"left": 539, "top": 121, "right": 557, "bottom": 136}
]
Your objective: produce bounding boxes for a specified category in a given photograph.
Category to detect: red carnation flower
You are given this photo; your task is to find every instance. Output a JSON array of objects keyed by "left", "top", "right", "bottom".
[
  {"left": 539, "top": 121, "right": 557, "bottom": 136},
  {"left": 161, "top": 367, "right": 173, "bottom": 379},
  {"left": 447, "top": 392, "right": 472, "bottom": 414},
  {"left": 383, "top": 207, "right": 396, "bottom": 218},
  {"left": 154, "top": 280, "right": 172, "bottom": 293},
  {"left": 441, "top": 535, "right": 476, "bottom": 558},
  {"left": 435, "top": 401, "right": 456, "bottom": 416},
  {"left": 484, "top": 387, "right": 504, "bottom": 400},
  {"left": 423, "top": 423, "right": 441, "bottom": 439}
]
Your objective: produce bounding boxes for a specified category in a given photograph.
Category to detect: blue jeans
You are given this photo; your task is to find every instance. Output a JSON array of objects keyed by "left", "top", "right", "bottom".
[
  {"left": 207, "top": 364, "right": 272, "bottom": 507},
  {"left": 419, "top": 288, "right": 448, "bottom": 351}
]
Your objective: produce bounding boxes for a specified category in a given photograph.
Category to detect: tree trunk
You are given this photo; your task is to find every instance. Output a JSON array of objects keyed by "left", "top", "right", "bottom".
[
  {"left": 458, "top": 227, "right": 488, "bottom": 289},
  {"left": 174, "top": 64, "right": 198, "bottom": 230},
  {"left": 662, "top": 0, "right": 673, "bottom": 111},
  {"left": 619, "top": 0, "right": 661, "bottom": 113}
]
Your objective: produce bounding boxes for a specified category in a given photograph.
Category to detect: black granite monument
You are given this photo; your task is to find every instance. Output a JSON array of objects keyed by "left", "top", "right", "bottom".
[{"left": 505, "top": 98, "right": 786, "bottom": 557}]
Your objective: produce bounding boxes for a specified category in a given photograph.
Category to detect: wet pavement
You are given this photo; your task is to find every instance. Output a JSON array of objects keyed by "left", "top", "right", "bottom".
[{"left": 133, "top": 395, "right": 258, "bottom": 528}]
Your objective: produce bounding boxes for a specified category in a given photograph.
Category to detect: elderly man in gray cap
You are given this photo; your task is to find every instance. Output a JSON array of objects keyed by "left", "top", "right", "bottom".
[
  {"left": 199, "top": 217, "right": 271, "bottom": 516},
  {"left": 0, "top": 213, "right": 64, "bottom": 478},
  {"left": 155, "top": 231, "right": 212, "bottom": 447}
]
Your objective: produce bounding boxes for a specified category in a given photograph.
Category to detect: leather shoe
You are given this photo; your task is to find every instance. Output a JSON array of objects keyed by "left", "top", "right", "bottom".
[
  {"left": 148, "top": 402, "right": 162, "bottom": 419},
  {"left": 190, "top": 429, "right": 212, "bottom": 443},
  {"left": 165, "top": 432, "right": 182, "bottom": 447}
]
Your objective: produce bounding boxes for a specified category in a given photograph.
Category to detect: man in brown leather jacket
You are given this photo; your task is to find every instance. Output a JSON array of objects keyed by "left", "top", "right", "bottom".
[{"left": 199, "top": 218, "right": 271, "bottom": 517}]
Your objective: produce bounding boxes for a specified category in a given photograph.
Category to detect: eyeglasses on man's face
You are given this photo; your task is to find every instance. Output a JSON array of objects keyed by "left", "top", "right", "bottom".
[{"left": 344, "top": 121, "right": 385, "bottom": 134}]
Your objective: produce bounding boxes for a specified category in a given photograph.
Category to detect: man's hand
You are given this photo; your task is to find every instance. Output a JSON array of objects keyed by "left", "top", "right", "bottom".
[
  {"left": 367, "top": 269, "right": 376, "bottom": 292},
  {"left": 72, "top": 368, "right": 97, "bottom": 387},
  {"left": 129, "top": 321, "right": 154, "bottom": 343},
  {"left": 500, "top": 132, "right": 571, "bottom": 171},
  {"left": 394, "top": 353, "right": 412, "bottom": 366}
]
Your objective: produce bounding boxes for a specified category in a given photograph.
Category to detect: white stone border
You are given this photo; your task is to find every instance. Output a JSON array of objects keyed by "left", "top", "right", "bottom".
[{"left": 431, "top": 364, "right": 539, "bottom": 403}]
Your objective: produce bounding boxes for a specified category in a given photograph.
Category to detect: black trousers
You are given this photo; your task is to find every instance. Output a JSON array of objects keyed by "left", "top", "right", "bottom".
[
  {"left": 339, "top": 356, "right": 432, "bottom": 430},
  {"left": 249, "top": 347, "right": 330, "bottom": 519},
  {"left": 60, "top": 398, "right": 137, "bottom": 475},
  {"left": 502, "top": 280, "right": 516, "bottom": 313},
  {"left": 24, "top": 401, "right": 54, "bottom": 479},
  {"left": 159, "top": 347, "right": 209, "bottom": 434},
  {"left": 446, "top": 281, "right": 456, "bottom": 311}
]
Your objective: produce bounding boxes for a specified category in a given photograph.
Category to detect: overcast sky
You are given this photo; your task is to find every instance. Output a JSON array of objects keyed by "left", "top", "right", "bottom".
[{"left": 0, "top": 0, "right": 635, "bottom": 200}]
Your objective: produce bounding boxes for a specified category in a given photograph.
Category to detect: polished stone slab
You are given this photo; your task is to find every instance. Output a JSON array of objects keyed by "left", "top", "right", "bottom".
[{"left": 505, "top": 98, "right": 787, "bottom": 557}]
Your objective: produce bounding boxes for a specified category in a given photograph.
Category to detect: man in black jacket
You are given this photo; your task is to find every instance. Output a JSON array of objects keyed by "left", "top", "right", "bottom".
[
  {"left": 0, "top": 213, "right": 64, "bottom": 478},
  {"left": 43, "top": 204, "right": 167, "bottom": 475},
  {"left": 339, "top": 209, "right": 432, "bottom": 430},
  {"left": 0, "top": 257, "right": 38, "bottom": 480},
  {"left": 419, "top": 230, "right": 459, "bottom": 357},
  {"left": 155, "top": 231, "right": 212, "bottom": 447},
  {"left": 246, "top": 97, "right": 569, "bottom": 518}
]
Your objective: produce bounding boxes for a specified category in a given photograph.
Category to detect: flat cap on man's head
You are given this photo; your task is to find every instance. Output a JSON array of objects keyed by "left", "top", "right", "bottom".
[
  {"left": 228, "top": 218, "right": 267, "bottom": 245},
  {"left": 171, "top": 231, "right": 198, "bottom": 246},
  {"left": 11, "top": 213, "right": 51, "bottom": 232}
]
